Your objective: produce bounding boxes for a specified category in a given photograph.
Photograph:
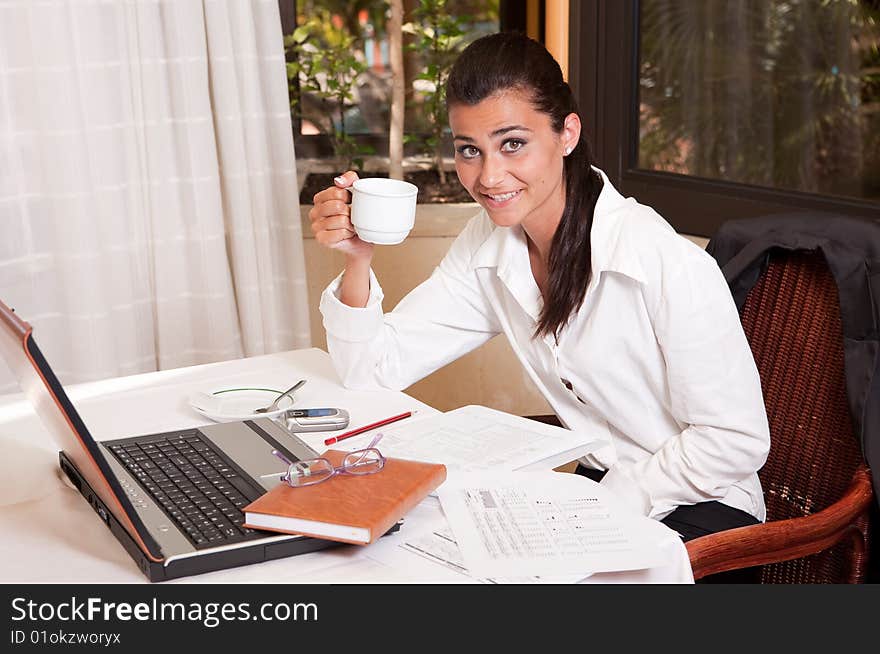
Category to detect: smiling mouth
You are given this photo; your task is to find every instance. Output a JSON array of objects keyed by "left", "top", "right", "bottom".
[{"left": 482, "top": 190, "right": 521, "bottom": 203}]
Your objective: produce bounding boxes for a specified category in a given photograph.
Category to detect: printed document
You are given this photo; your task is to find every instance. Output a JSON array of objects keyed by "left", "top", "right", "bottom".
[
  {"left": 335, "top": 405, "right": 607, "bottom": 477},
  {"left": 401, "top": 525, "right": 588, "bottom": 584},
  {"left": 437, "top": 471, "right": 666, "bottom": 577}
]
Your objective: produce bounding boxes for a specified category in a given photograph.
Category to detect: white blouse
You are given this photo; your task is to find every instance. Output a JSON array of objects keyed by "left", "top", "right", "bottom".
[{"left": 319, "top": 169, "right": 770, "bottom": 521}]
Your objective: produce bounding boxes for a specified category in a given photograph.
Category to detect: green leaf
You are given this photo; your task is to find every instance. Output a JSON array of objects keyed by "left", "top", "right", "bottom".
[{"left": 292, "top": 25, "right": 311, "bottom": 43}]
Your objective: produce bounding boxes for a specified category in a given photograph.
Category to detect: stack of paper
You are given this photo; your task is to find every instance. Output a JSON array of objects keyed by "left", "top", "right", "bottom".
[
  {"left": 331, "top": 405, "right": 668, "bottom": 580},
  {"left": 335, "top": 404, "right": 606, "bottom": 476}
]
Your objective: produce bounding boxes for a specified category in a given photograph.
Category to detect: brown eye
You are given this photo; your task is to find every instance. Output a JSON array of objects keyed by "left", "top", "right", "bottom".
[{"left": 501, "top": 139, "right": 525, "bottom": 153}]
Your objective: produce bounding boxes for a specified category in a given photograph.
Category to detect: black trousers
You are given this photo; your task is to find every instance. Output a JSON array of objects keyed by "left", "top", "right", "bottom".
[{"left": 574, "top": 464, "right": 761, "bottom": 582}]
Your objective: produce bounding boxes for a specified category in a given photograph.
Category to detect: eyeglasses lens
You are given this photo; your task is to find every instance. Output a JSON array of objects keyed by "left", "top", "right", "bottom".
[
  {"left": 342, "top": 448, "right": 384, "bottom": 475},
  {"left": 286, "top": 459, "right": 334, "bottom": 487}
]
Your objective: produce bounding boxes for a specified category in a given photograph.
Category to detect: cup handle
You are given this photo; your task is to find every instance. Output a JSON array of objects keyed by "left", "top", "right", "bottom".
[
  {"left": 338, "top": 186, "right": 354, "bottom": 210},
  {"left": 343, "top": 187, "right": 359, "bottom": 236}
]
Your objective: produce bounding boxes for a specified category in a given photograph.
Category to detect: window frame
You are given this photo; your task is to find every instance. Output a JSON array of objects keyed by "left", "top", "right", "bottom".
[{"left": 570, "top": 0, "right": 880, "bottom": 238}]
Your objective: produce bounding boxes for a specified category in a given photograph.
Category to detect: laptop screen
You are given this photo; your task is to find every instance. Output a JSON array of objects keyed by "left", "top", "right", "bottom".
[{"left": 0, "top": 299, "right": 163, "bottom": 561}]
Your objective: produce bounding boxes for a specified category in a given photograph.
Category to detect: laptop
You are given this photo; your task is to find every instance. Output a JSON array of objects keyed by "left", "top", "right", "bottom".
[{"left": 0, "top": 299, "right": 354, "bottom": 582}]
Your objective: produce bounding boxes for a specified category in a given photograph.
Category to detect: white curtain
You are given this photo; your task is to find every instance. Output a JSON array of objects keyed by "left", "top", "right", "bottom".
[{"left": 0, "top": 0, "right": 311, "bottom": 393}]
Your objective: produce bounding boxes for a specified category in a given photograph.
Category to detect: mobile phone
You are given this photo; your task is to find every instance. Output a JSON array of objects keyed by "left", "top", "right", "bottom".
[{"left": 280, "top": 408, "right": 350, "bottom": 433}]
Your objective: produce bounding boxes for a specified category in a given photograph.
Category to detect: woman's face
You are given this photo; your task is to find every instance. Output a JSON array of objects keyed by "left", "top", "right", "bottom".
[{"left": 448, "top": 89, "right": 580, "bottom": 233}]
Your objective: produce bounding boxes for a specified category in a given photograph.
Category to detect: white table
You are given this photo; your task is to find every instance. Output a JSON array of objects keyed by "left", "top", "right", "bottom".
[{"left": 0, "top": 348, "right": 693, "bottom": 584}]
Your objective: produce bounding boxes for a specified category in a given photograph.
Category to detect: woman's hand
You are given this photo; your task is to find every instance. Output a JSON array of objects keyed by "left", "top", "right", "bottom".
[{"left": 308, "top": 171, "right": 374, "bottom": 262}]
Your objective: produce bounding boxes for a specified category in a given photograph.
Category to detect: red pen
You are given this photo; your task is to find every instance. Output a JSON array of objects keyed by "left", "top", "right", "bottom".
[{"left": 324, "top": 411, "right": 413, "bottom": 446}]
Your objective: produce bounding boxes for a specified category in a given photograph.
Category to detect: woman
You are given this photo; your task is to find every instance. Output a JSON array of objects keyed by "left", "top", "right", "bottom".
[{"left": 309, "top": 32, "right": 770, "bottom": 542}]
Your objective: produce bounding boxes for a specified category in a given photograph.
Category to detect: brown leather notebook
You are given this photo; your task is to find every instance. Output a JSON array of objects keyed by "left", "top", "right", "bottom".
[{"left": 243, "top": 450, "right": 447, "bottom": 545}]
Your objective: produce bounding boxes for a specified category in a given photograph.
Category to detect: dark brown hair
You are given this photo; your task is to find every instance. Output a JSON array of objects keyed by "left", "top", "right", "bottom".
[{"left": 446, "top": 32, "right": 602, "bottom": 339}]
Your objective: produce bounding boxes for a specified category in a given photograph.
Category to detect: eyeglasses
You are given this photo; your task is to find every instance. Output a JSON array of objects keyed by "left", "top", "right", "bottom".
[{"left": 272, "top": 434, "right": 386, "bottom": 488}]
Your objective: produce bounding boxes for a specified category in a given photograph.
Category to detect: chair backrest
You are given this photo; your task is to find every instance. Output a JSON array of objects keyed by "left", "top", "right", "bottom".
[{"left": 741, "top": 248, "right": 868, "bottom": 582}]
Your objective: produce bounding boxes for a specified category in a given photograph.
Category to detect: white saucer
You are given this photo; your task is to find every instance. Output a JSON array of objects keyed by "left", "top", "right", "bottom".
[{"left": 188, "top": 387, "right": 296, "bottom": 423}]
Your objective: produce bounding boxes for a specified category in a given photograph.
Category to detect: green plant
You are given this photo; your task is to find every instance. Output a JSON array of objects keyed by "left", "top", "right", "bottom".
[
  {"left": 285, "top": 14, "right": 375, "bottom": 170},
  {"left": 404, "top": 0, "right": 468, "bottom": 185}
]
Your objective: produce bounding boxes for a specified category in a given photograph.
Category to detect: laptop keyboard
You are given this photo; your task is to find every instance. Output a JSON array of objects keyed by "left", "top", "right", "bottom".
[{"left": 107, "top": 431, "right": 268, "bottom": 550}]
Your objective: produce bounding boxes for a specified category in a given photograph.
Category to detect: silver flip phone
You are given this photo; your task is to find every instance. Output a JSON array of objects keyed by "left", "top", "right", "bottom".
[{"left": 280, "top": 407, "right": 350, "bottom": 433}]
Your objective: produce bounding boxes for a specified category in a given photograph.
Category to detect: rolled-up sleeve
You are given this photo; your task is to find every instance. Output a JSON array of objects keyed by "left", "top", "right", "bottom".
[
  {"left": 600, "top": 249, "right": 770, "bottom": 520},
  {"left": 320, "top": 215, "right": 502, "bottom": 391}
]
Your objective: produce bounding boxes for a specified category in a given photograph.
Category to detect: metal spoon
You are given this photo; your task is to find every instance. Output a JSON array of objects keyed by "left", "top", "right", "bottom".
[{"left": 254, "top": 379, "right": 306, "bottom": 414}]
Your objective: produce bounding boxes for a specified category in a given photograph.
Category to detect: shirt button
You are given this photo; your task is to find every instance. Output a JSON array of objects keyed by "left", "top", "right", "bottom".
[{"left": 561, "top": 378, "right": 586, "bottom": 404}]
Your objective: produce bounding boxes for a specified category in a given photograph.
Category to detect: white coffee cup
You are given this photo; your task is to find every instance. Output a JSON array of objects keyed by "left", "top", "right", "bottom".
[{"left": 347, "top": 177, "right": 419, "bottom": 245}]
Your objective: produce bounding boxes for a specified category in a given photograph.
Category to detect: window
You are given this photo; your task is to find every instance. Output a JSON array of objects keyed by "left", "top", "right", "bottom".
[
  {"left": 571, "top": 0, "right": 880, "bottom": 237},
  {"left": 281, "top": 1, "right": 509, "bottom": 161}
]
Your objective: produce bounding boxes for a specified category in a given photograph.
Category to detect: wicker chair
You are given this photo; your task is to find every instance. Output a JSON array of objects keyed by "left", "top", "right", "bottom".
[{"left": 686, "top": 249, "right": 873, "bottom": 582}]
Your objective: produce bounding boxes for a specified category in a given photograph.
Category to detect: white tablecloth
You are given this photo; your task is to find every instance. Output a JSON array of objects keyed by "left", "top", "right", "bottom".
[{"left": 0, "top": 348, "right": 693, "bottom": 584}]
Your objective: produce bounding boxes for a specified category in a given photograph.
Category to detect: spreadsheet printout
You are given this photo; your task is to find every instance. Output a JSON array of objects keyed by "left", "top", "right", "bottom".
[
  {"left": 437, "top": 471, "right": 667, "bottom": 577},
  {"left": 400, "top": 526, "right": 587, "bottom": 584}
]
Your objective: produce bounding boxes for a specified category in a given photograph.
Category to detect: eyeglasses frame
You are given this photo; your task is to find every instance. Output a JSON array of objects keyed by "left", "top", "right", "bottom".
[{"left": 272, "top": 433, "right": 386, "bottom": 488}]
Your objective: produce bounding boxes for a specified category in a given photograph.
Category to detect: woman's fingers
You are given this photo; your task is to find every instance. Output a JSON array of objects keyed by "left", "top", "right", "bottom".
[
  {"left": 308, "top": 171, "right": 373, "bottom": 258},
  {"left": 315, "top": 225, "right": 357, "bottom": 247},
  {"left": 309, "top": 198, "right": 350, "bottom": 220},
  {"left": 308, "top": 193, "right": 351, "bottom": 241},
  {"left": 333, "top": 170, "right": 359, "bottom": 188},
  {"left": 311, "top": 170, "right": 358, "bottom": 205},
  {"left": 311, "top": 185, "right": 350, "bottom": 207},
  {"left": 311, "top": 212, "right": 353, "bottom": 234}
]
